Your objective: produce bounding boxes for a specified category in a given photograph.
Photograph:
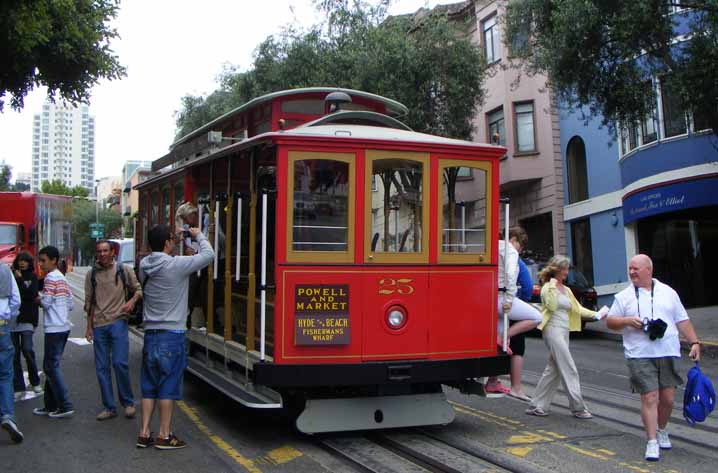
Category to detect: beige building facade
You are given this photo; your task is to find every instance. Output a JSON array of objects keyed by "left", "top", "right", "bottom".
[
  {"left": 472, "top": 0, "right": 565, "bottom": 260},
  {"left": 416, "top": 0, "right": 566, "bottom": 260}
]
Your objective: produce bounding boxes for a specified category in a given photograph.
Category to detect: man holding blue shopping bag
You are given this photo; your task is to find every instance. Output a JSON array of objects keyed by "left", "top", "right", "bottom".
[{"left": 607, "top": 254, "right": 702, "bottom": 462}]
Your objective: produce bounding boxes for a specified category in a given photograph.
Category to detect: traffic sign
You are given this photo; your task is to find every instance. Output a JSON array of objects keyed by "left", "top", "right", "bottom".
[{"left": 90, "top": 223, "right": 105, "bottom": 239}]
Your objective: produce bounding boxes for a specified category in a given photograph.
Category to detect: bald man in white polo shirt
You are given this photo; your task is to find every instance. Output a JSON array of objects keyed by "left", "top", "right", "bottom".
[{"left": 606, "top": 254, "right": 701, "bottom": 462}]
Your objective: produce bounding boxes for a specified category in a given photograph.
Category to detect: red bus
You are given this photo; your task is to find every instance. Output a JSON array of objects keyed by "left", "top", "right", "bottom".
[
  {"left": 0, "top": 192, "right": 73, "bottom": 274},
  {"left": 135, "top": 88, "right": 509, "bottom": 433}
]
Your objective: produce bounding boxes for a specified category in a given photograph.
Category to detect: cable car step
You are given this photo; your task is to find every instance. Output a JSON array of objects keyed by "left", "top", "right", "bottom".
[
  {"left": 185, "top": 357, "right": 282, "bottom": 409},
  {"left": 296, "top": 392, "right": 455, "bottom": 434}
]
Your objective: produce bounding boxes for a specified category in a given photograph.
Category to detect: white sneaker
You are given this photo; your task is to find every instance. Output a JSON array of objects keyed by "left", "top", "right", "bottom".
[
  {"left": 645, "top": 439, "right": 659, "bottom": 461},
  {"left": 657, "top": 429, "right": 672, "bottom": 449},
  {"left": 32, "top": 385, "right": 43, "bottom": 394},
  {"left": 13, "top": 392, "right": 23, "bottom": 402}
]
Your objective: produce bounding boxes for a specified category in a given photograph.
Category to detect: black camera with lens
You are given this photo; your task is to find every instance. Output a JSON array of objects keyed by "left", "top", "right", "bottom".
[
  {"left": 182, "top": 223, "right": 191, "bottom": 239},
  {"left": 642, "top": 318, "right": 667, "bottom": 340}
]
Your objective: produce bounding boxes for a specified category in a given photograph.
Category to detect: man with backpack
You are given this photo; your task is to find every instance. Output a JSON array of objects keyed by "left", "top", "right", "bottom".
[
  {"left": 606, "top": 254, "right": 701, "bottom": 462},
  {"left": 84, "top": 240, "right": 142, "bottom": 421}
]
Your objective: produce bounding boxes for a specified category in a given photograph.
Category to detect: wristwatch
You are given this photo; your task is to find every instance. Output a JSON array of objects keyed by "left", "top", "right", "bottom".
[{"left": 690, "top": 341, "right": 701, "bottom": 346}]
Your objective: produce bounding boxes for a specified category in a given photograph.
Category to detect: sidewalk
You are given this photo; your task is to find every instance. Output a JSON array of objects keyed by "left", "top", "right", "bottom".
[{"left": 584, "top": 305, "right": 718, "bottom": 357}]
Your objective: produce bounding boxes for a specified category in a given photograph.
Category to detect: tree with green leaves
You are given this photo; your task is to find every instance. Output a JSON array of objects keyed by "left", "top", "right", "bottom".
[
  {"left": 504, "top": 1, "right": 718, "bottom": 136},
  {"left": 175, "top": 0, "right": 486, "bottom": 141},
  {"left": 0, "top": 164, "right": 11, "bottom": 191},
  {"left": 0, "top": 0, "right": 125, "bottom": 111},
  {"left": 72, "top": 198, "right": 123, "bottom": 265},
  {"left": 40, "top": 179, "right": 89, "bottom": 197}
]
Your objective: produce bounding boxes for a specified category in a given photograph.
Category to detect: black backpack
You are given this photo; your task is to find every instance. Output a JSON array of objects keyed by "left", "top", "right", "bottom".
[{"left": 89, "top": 264, "right": 143, "bottom": 325}]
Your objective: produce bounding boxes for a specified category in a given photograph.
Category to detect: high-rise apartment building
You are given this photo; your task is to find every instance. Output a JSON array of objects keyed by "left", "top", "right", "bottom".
[{"left": 31, "top": 100, "right": 95, "bottom": 193}]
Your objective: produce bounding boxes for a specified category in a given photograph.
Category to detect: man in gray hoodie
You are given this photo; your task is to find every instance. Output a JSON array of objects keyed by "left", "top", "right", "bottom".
[{"left": 136, "top": 224, "right": 213, "bottom": 450}]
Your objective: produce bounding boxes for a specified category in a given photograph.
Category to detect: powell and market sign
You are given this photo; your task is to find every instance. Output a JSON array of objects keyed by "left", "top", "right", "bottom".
[{"left": 622, "top": 175, "right": 718, "bottom": 224}]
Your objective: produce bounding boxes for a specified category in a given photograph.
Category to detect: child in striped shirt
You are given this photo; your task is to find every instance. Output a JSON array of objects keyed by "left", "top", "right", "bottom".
[{"left": 33, "top": 246, "right": 75, "bottom": 419}]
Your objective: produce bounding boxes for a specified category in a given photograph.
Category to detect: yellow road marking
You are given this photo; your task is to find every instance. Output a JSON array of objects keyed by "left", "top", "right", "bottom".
[
  {"left": 450, "top": 401, "right": 523, "bottom": 425},
  {"left": 453, "top": 406, "right": 519, "bottom": 429},
  {"left": 508, "top": 432, "right": 552, "bottom": 444},
  {"left": 507, "top": 446, "right": 534, "bottom": 457},
  {"left": 617, "top": 462, "right": 651, "bottom": 473},
  {"left": 265, "top": 446, "right": 304, "bottom": 465},
  {"left": 177, "top": 401, "right": 263, "bottom": 473},
  {"left": 536, "top": 430, "right": 567, "bottom": 439},
  {"left": 563, "top": 444, "right": 611, "bottom": 460},
  {"left": 595, "top": 449, "right": 615, "bottom": 456}
]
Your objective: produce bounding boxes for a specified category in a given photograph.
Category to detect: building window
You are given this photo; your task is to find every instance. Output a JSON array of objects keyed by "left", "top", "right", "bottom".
[
  {"left": 692, "top": 109, "right": 711, "bottom": 132},
  {"left": 514, "top": 101, "right": 536, "bottom": 153},
  {"left": 482, "top": 15, "right": 501, "bottom": 64},
  {"left": 487, "top": 107, "right": 505, "bottom": 146},
  {"left": 570, "top": 218, "right": 594, "bottom": 287},
  {"left": 566, "top": 136, "right": 589, "bottom": 204},
  {"left": 660, "top": 76, "right": 688, "bottom": 138}
]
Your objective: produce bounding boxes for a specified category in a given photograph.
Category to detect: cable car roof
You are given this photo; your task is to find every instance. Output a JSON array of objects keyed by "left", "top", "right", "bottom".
[
  {"left": 171, "top": 88, "right": 409, "bottom": 149},
  {"left": 284, "top": 123, "right": 504, "bottom": 149}
]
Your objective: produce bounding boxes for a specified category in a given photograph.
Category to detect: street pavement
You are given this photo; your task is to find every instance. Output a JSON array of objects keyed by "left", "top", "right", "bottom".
[{"left": 2, "top": 268, "right": 717, "bottom": 472}]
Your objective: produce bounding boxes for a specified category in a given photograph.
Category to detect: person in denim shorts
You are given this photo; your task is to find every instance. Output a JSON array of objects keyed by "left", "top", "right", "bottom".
[
  {"left": 137, "top": 224, "right": 213, "bottom": 450},
  {"left": 607, "top": 254, "right": 701, "bottom": 462}
]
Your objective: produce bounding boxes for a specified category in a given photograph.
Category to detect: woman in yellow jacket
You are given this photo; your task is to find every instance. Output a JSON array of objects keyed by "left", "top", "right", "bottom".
[{"left": 525, "top": 255, "right": 608, "bottom": 418}]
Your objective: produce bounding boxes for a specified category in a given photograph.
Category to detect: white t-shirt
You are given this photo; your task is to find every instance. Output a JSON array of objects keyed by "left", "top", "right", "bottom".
[{"left": 608, "top": 278, "right": 688, "bottom": 359}]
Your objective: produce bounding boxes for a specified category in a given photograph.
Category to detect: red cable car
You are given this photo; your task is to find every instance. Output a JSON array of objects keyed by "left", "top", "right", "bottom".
[{"left": 134, "top": 88, "right": 509, "bottom": 433}]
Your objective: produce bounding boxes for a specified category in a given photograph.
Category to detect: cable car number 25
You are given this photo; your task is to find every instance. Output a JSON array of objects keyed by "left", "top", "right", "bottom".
[{"left": 378, "top": 278, "right": 415, "bottom": 295}]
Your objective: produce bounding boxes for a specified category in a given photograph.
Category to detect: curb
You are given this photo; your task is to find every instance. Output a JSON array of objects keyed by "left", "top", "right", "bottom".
[{"left": 583, "top": 327, "right": 718, "bottom": 358}]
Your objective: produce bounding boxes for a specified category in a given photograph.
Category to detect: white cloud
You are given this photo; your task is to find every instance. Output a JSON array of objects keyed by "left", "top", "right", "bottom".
[{"left": 0, "top": 0, "right": 442, "bottom": 180}]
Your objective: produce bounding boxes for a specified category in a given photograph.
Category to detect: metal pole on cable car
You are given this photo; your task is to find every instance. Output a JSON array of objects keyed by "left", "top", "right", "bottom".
[
  {"left": 260, "top": 192, "right": 268, "bottom": 362},
  {"left": 235, "top": 195, "right": 242, "bottom": 282},
  {"left": 197, "top": 202, "right": 204, "bottom": 276},
  {"left": 501, "top": 197, "right": 510, "bottom": 352},
  {"left": 214, "top": 199, "right": 220, "bottom": 280}
]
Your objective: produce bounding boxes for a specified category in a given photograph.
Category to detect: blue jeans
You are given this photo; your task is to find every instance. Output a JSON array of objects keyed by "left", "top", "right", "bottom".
[
  {"left": 12, "top": 331, "right": 41, "bottom": 391},
  {"left": 141, "top": 330, "right": 186, "bottom": 400},
  {"left": 0, "top": 330, "right": 15, "bottom": 422},
  {"left": 43, "top": 331, "right": 73, "bottom": 412},
  {"left": 93, "top": 319, "right": 134, "bottom": 412}
]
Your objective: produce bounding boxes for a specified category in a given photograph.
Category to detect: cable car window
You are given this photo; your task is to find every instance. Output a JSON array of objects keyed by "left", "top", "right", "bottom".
[
  {"left": 162, "top": 186, "right": 170, "bottom": 224},
  {"left": 438, "top": 160, "right": 493, "bottom": 264},
  {"left": 150, "top": 191, "right": 159, "bottom": 226},
  {"left": 366, "top": 151, "right": 429, "bottom": 264},
  {"left": 287, "top": 152, "right": 355, "bottom": 263}
]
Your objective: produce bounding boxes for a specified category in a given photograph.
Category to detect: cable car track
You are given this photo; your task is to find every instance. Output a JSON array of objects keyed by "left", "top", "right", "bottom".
[
  {"left": 516, "top": 371, "right": 718, "bottom": 452},
  {"left": 318, "top": 430, "right": 542, "bottom": 473}
]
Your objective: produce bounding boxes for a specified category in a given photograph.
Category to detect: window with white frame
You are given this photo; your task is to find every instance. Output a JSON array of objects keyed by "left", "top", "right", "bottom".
[
  {"left": 514, "top": 102, "right": 536, "bottom": 152},
  {"left": 482, "top": 15, "right": 501, "bottom": 64}
]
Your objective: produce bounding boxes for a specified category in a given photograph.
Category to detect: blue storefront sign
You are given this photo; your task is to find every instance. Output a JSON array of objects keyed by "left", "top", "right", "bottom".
[{"left": 623, "top": 175, "right": 718, "bottom": 224}]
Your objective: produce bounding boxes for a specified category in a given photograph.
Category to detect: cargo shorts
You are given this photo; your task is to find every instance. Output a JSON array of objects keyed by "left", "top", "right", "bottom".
[{"left": 627, "top": 356, "right": 683, "bottom": 394}]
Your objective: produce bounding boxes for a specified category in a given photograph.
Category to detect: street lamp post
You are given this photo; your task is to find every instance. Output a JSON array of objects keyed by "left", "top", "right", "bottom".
[{"left": 95, "top": 179, "right": 100, "bottom": 240}]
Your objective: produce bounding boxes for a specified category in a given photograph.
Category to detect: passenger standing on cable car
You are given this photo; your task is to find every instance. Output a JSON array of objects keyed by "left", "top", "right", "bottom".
[
  {"left": 136, "top": 224, "right": 213, "bottom": 450},
  {"left": 526, "top": 255, "right": 607, "bottom": 419},
  {"left": 486, "top": 227, "right": 542, "bottom": 395}
]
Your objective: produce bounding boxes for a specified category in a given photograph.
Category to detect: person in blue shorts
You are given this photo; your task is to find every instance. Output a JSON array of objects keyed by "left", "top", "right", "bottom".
[{"left": 136, "top": 224, "right": 213, "bottom": 450}]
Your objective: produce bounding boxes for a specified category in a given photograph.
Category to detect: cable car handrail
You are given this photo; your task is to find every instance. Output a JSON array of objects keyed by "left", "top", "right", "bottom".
[
  {"left": 235, "top": 194, "right": 242, "bottom": 282},
  {"left": 260, "top": 192, "right": 268, "bottom": 362}
]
